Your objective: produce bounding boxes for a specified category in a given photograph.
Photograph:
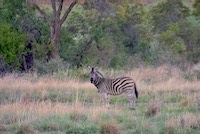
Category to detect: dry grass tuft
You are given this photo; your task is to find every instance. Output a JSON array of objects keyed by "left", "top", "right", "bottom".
[
  {"left": 180, "top": 96, "right": 198, "bottom": 108},
  {"left": 0, "top": 125, "right": 14, "bottom": 132},
  {"left": 165, "top": 117, "right": 177, "bottom": 134},
  {"left": 100, "top": 120, "right": 121, "bottom": 134},
  {"left": 145, "top": 101, "right": 161, "bottom": 116},
  {"left": 19, "top": 124, "right": 35, "bottom": 134},
  {"left": 70, "top": 111, "right": 88, "bottom": 122},
  {"left": 165, "top": 113, "right": 200, "bottom": 133},
  {"left": 179, "top": 113, "right": 200, "bottom": 129}
]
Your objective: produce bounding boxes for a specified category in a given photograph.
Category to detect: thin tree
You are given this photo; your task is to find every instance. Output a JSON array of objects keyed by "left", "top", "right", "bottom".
[{"left": 32, "top": 0, "right": 78, "bottom": 59}]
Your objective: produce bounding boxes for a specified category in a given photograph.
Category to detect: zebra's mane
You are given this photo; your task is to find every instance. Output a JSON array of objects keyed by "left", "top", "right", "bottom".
[{"left": 96, "top": 71, "right": 104, "bottom": 78}]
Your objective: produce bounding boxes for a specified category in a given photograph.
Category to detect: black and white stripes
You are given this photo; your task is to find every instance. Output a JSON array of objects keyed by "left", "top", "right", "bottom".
[{"left": 89, "top": 67, "right": 138, "bottom": 110}]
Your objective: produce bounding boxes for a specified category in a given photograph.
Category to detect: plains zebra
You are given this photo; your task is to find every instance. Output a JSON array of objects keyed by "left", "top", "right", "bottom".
[{"left": 89, "top": 67, "right": 138, "bottom": 110}]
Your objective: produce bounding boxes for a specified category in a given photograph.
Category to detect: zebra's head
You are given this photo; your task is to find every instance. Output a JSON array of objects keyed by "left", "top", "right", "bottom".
[{"left": 89, "top": 67, "right": 104, "bottom": 84}]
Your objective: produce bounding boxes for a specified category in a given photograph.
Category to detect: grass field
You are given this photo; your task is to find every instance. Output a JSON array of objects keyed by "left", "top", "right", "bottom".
[{"left": 0, "top": 65, "right": 200, "bottom": 134}]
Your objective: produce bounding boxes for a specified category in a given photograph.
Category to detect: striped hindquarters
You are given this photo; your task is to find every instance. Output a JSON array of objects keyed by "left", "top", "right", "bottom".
[{"left": 105, "top": 77, "right": 134, "bottom": 95}]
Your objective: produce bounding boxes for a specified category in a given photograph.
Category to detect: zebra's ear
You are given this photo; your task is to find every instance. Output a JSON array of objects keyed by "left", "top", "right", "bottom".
[
  {"left": 88, "top": 66, "right": 91, "bottom": 71},
  {"left": 94, "top": 67, "right": 98, "bottom": 70}
]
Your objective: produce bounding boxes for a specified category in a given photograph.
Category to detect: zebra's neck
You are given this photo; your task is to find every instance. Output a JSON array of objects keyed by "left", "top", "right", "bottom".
[{"left": 93, "top": 77, "right": 104, "bottom": 88}]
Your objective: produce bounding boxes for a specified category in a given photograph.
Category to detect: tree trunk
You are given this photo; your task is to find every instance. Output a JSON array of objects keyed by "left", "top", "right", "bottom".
[
  {"left": 33, "top": 0, "right": 77, "bottom": 59},
  {"left": 50, "top": 25, "right": 61, "bottom": 59}
]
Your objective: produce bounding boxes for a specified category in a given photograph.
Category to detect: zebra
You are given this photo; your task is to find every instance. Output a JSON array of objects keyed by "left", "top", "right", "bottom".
[{"left": 89, "top": 67, "right": 138, "bottom": 110}]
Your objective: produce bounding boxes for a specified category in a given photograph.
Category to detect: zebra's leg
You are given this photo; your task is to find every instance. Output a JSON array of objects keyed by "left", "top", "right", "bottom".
[
  {"left": 104, "top": 93, "right": 110, "bottom": 109},
  {"left": 127, "top": 91, "right": 135, "bottom": 110}
]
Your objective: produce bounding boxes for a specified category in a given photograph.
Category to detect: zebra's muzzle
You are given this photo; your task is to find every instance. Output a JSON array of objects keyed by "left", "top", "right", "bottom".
[{"left": 90, "top": 78, "right": 94, "bottom": 83}]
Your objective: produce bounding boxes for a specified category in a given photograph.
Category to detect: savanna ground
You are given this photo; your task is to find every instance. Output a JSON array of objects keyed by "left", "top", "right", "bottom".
[{"left": 0, "top": 65, "right": 200, "bottom": 134}]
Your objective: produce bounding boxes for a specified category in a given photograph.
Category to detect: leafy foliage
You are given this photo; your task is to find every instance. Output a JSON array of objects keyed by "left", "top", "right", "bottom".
[
  {"left": 151, "top": 0, "right": 189, "bottom": 32},
  {"left": 193, "top": 0, "right": 200, "bottom": 19},
  {"left": 179, "top": 17, "right": 200, "bottom": 64},
  {"left": 159, "top": 24, "right": 185, "bottom": 53},
  {"left": 0, "top": 0, "right": 26, "bottom": 28},
  {"left": 0, "top": 0, "right": 200, "bottom": 72},
  {"left": 62, "top": 1, "right": 153, "bottom": 68},
  {"left": 0, "top": 23, "right": 26, "bottom": 64}
]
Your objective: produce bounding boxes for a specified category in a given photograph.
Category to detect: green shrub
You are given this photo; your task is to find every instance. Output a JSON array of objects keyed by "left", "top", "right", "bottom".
[
  {"left": 100, "top": 120, "right": 121, "bottom": 134},
  {"left": 0, "top": 23, "right": 26, "bottom": 64},
  {"left": 34, "top": 58, "right": 70, "bottom": 75},
  {"left": 16, "top": 124, "right": 35, "bottom": 134}
]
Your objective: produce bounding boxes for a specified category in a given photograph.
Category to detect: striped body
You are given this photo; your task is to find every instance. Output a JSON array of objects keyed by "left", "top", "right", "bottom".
[
  {"left": 90, "top": 67, "right": 138, "bottom": 110},
  {"left": 94, "top": 77, "right": 135, "bottom": 96}
]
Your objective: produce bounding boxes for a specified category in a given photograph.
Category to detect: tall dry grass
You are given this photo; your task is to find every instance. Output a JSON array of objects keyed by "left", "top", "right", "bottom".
[
  {"left": 0, "top": 101, "right": 119, "bottom": 123},
  {"left": 0, "top": 74, "right": 94, "bottom": 92},
  {"left": 0, "top": 64, "right": 200, "bottom": 106},
  {"left": 165, "top": 113, "right": 200, "bottom": 133},
  {"left": 102, "top": 64, "right": 200, "bottom": 93},
  {"left": 0, "top": 64, "right": 200, "bottom": 133}
]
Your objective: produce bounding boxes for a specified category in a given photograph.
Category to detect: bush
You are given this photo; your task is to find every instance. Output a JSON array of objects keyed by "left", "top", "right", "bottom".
[
  {"left": 145, "top": 101, "right": 161, "bottom": 116},
  {"left": 100, "top": 121, "right": 121, "bottom": 134},
  {"left": 16, "top": 124, "right": 35, "bottom": 134},
  {"left": 0, "top": 23, "right": 26, "bottom": 64},
  {"left": 34, "top": 58, "right": 70, "bottom": 75},
  {"left": 0, "top": 60, "right": 10, "bottom": 74}
]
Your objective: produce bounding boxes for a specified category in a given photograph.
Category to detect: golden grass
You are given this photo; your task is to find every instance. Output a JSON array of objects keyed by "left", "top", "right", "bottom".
[
  {"left": 1, "top": 64, "right": 199, "bottom": 93},
  {"left": 0, "top": 65, "right": 200, "bottom": 132},
  {"left": 126, "top": 65, "right": 200, "bottom": 92},
  {"left": 165, "top": 113, "right": 200, "bottom": 133},
  {"left": 0, "top": 101, "right": 122, "bottom": 128},
  {"left": 97, "top": 65, "right": 200, "bottom": 96},
  {"left": 0, "top": 74, "right": 94, "bottom": 92}
]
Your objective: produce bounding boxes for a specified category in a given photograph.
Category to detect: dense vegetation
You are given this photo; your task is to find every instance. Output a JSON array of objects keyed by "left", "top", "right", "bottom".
[{"left": 0, "top": 0, "right": 199, "bottom": 73}]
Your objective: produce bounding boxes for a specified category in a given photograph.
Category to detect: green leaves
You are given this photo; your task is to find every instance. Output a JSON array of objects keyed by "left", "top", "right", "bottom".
[
  {"left": 193, "top": 0, "right": 200, "bottom": 19},
  {"left": 0, "top": 0, "right": 26, "bottom": 27},
  {"left": 1, "top": 0, "right": 199, "bottom": 71},
  {"left": 0, "top": 23, "right": 26, "bottom": 64},
  {"left": 151, "top": 0, "right": 189, "bottom": 32}
]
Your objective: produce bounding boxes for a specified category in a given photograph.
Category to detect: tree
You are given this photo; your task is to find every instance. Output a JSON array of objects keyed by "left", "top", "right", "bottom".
[
  {"left": 151, "top": 0, "right": 189, "bottom": 32},
  {"left": 115, "top": 2, "right": 153, "bottom": 64},
  {"left": 149, "top": 0, "right": 190, "bottom": 65},
  {"left": 61, "top": 1, "right": 153, "bottom": 68},
  {"left": 32, "top": 0, "right": 78, "bottom": 59},
  {"left": 179, "top": 18, "right": 200, "bottom": 64},
  {"left": 193, "top": 0, "right": 200, "bottom": 19}
]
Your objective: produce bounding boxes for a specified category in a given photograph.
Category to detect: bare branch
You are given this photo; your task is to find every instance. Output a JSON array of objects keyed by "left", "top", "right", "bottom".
[
  {"left": 33, "top": 4, "right": 51, "bottom": 26},
  {"left": 26, "top": 0, "right": 30, "bottom": 6},
  {"left": 51, "top": 0, "right": 57, "bottom": 19},
  {"left": 58, "top": 0, "right": 64, "bottom": 17},
  {"left": 59, "top": 0, "right": 77, "bottom": 25}
]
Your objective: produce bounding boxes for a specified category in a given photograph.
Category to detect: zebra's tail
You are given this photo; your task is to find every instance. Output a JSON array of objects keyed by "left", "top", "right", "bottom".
[{"left": 134, "top": 82, "right": 138, "bottom": 99}]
